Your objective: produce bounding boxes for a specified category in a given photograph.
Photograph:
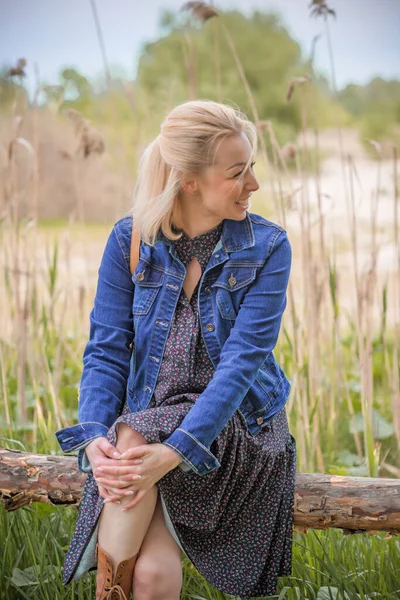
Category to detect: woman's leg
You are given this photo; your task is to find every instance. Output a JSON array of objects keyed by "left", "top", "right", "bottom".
[
  {"left": 97, "top": 423, "right": 158, "bottom": 568},
  {"left": 133, "top": 493, "right": 183, "bottom": 600}
]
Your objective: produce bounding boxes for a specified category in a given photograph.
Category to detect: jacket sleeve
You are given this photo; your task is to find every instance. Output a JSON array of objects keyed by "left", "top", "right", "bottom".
[
  {"left": 55, "top": 224, "right": 135, "bottom": 467},
  {"left": 162, "top": 229, "right": 292, "bottom": 476}
]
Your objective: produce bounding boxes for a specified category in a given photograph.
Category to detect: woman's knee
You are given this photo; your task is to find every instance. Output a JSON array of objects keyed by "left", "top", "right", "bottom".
[
  {"left": 115, "top": 423, "right": 148, "bottom": 453},
  {"left": 133, "top": 555, "right": 182, "bottom": 599}
]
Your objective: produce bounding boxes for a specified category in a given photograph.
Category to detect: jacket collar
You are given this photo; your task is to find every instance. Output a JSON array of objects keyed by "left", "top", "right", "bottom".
[{"left": 156, "top": 212, "right": 255, "bottom": 254}]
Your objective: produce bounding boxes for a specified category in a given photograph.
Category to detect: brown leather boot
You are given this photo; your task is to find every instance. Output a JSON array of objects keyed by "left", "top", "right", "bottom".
[{"left": 96, "top": 543, "right": 140, "bottom": 600}]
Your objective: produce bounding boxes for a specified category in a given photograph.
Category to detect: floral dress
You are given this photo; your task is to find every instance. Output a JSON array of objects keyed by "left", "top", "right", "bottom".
[{"left": 61, "top": 220, "right": 297, "bottom": 599}]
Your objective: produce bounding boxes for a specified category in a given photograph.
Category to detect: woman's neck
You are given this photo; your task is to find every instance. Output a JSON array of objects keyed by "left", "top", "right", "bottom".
[{"left": 172, "top": 197, "right": 223, "bottom": 240}]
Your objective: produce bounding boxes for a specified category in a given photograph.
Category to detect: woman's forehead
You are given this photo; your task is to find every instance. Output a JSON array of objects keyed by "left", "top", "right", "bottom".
[{"left": 214, "top": 134, "right": 253, "bottom": 169}]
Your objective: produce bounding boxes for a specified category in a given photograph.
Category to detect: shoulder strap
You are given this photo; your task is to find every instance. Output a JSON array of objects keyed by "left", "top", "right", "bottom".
[{"left": 130, "top": 217, "right": 141, "bottom": 275}]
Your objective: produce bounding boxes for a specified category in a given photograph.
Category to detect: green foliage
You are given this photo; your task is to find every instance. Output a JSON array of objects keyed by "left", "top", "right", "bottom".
[
  {"left": 137, "top": 9, "right": 304, "bottom": 143},
  {"left": 339, "top": 78, "right": 400, "bottom": 119},
  {"left": 339, "top": 78, "right": 400, "bottom": 156},
  {"left": 0, "top": 76, "right": 27, "bottom": 113},
  {"left": 0, "top": 503, "right": 399, "bottom": 598}
]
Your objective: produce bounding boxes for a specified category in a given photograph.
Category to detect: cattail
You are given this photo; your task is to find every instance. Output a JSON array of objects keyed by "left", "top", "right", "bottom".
[
  {"left": 181, "top": 1, "right": 218, "bottom": 22},
  {"left": 256, "top": 120, "right": 271, "bottom": 131},
  {"left": 280, "top": 143, "right": 297, "bottom": 159},
  {"left": 308, "top": 0, "right": 336, "bottom": 19},
  {"left": 368, "top": 139, "right": 382, "bottom": 158},
  {"left": 66, "top": 108, "right": 105, "bottom": 158},
  {"left": 5, "top": 58, "right": 27, "bottom": 78},
  {"left": 286, "top": 74, "right": 311, "bottom": 102}
]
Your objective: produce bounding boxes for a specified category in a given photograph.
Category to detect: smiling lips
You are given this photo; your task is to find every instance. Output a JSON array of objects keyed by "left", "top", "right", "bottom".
[{"left": 235, "top": 193, "right": 252, "bottom": 205}]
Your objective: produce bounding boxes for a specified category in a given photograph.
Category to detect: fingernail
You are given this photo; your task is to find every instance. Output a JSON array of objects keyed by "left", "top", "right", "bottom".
[
  {"left": 120, "top": 507, "right": 128, "bottom": 512},
  {"left": 96, "top": 467, "right": 104, "bottom": 472},
  {"left": 133, "top": 459, "right": 143, "bottom": 464},
  {"left": 113, "top": 452, "right": 121, "bottom": 458},
  {"left": 125, "top": 490, "right": 135, "bottom": 495},
  {"left": 132, "top": 474, "right": 142, "bottom": 480}
]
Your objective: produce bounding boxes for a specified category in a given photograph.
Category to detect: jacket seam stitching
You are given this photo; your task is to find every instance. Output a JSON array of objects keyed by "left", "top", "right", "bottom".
[
  {"left": 175, "top": 428, "right": 218, "bottom": 461},
  {"left": 162, "top": 442, "right": 199, "bottom": 473},
  {"left": 250, "top": 214, "right": 286, "bottom": 233},
  {"left": 59, "top": 434, "right": 106, "bottom": 453},
  {"left": 114, "top": 223, "right": 131, "bottom": 273},
  {"left": 255, "top": 371, "right": 285, "bottom": 400},
  {"left": 56, "top": 422, "right": 109, "bottom": 434},
  {"left": 267, "top": 229, "right": 287, "bottom": 259}
]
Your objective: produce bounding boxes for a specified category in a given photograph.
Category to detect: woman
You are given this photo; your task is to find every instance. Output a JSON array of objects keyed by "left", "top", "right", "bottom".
[{"left": 56, "top": 99, "right": 296, "bottom": 600}]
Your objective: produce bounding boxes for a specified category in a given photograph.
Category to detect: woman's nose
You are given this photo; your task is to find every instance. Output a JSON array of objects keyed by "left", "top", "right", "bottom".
[{"left": 247, "top": 172, "right": 260, "bottom": 192}]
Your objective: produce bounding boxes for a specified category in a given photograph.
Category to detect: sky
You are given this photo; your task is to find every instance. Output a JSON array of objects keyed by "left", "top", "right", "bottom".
[{"left": 1, "top": 0, "right": 400, "bottom": 96}]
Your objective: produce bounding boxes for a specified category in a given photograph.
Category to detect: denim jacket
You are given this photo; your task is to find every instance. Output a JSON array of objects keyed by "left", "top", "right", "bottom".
[{"left": 55, "top": 212, "right": 292, "bottom": 476}]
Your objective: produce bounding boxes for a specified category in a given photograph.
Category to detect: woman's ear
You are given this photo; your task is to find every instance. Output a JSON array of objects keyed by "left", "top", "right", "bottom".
[{"left": 179, "top": 173, "right": 198, "bottom": 196}]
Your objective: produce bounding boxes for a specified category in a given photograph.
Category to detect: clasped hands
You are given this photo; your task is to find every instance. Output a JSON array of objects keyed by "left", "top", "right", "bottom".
[{"left": 85, "top": 437, "right": 183, "bottom": 511}]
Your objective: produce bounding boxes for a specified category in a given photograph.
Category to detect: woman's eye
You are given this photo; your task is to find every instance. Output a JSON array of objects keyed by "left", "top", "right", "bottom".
[{"left": 233, "top": 161, "right": 256, "bottom": 178}]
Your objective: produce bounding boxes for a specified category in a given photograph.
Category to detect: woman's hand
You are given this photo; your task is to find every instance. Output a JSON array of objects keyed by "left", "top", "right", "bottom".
[
  {"left": 93, "top": 443, "right": 183, "bottom": 510},
  {"left": 85, "top": 437, "right": 140, "bottom": 503}
]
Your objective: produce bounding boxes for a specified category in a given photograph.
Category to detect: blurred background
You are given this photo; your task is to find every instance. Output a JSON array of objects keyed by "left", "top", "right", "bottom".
[
  {"left": 1, "top": 0, "right": 400, "bottom": 220},
  {"left": 1, "top": 1, "right": 400, "bottom": 598}
]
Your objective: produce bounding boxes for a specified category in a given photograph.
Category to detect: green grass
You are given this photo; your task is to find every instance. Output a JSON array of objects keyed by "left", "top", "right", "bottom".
[
  {"left": 1, "top": 503, "right": 399, "bottom": 599},
  {"left": 1, "top": 219, "right": 399, "bottom": 597}
]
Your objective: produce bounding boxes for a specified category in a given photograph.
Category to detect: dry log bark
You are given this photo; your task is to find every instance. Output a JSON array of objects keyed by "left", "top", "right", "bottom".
[{"left": 1, "top": 448, "right": 399, "bottom": 536}]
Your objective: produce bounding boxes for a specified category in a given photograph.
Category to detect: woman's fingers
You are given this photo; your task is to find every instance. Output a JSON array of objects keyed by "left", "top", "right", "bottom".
[
  {"left": 120, "top": 489, "right": 147, "bottom": 512},
  {"left": 119, "top": 447, "right": 147, "bottom": 460},
  {"left": 104, "top": 485, "right": 137, "bottom": 497},
  {"left": 98, "top": 485, "right": 122, "bottom": 503},
  {"left": 104, "top": 494, "right": 124, "bottom": 504},
  {"left": 96, "top": 476, "right": 141, "bottom": 489},
  {"left": 95, "top": 465, "right": 142, "bottom": 477}
]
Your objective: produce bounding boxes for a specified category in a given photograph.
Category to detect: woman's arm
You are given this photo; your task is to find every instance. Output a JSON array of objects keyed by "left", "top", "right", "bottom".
[
  {"left": 55, "top": 223, "right": 135, "bottom": 470},
  {"left": 162, "top": 229, "right": 292, "bottom": 476}
]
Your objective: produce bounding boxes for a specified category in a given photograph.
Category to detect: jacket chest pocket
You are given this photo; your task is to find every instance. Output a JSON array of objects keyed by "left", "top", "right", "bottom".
[
  {"left": 211, "top": 266, "right": 257, "bottom": 320},
  {"left": 132, "top": 261, "right": 165, "bottom": 315}
]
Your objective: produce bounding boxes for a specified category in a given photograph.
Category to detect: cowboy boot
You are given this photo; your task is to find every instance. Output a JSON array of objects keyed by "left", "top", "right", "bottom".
[{"left": 96, "top": 543, "right": 140, "bottom": 600}]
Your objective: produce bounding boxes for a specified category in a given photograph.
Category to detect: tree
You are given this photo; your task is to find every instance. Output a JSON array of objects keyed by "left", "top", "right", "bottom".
[{"left": 136, "top": 9, "right": 305, "bottom": 143}]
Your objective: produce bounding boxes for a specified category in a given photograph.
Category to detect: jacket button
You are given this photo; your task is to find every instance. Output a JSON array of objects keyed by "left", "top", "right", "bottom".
[
  {"left": 205, "top": 286, "right": 212, "bottom": 294},
  {"left": 136, "top": 271, "right": 145, "bottom": 281},
  {"left": 256, "top": 416, "right": 264, "bottom": 425},
  {"left": 206, "top": 323, "right": 215, "bottom": 331},
  {"left": 228, "top": 275, "right": 236, "bottom": 287}
]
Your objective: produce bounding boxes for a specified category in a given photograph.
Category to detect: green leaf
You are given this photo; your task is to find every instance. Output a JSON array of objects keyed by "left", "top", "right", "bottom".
[
  {"left": 349, "top": 410, "right": 394, "bottom": 439},
  {"left": 11, "top": 565, "right": 58, "bottom": 588},
  {"left": 317, "top": 587, "right": 350, "bottom": 600},
  {"left": 336, "top": 450, "right": 363, "bottom": 467}
]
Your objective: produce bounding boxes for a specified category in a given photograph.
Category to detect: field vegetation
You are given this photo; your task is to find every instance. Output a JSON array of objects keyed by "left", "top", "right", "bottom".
[{"left": 0, "top": 2, "right": 399, "bottom": 598}]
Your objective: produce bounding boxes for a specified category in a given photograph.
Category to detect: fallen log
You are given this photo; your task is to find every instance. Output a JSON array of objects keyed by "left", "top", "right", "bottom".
[{"left": 1, "top": 448, "right": 399, "bottom": 536}]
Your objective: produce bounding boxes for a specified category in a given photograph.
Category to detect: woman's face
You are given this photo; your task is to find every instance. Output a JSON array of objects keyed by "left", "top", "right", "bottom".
[{"left": 182, "top": 132, "right": 260, "bottom": 223}]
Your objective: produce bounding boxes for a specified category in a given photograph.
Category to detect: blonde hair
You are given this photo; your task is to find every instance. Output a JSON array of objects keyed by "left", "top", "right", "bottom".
[{"left": 128, "top": 99, "right": 258, "bottom": 247}]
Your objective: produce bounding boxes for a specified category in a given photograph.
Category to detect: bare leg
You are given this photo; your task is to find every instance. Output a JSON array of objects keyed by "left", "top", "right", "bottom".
[
  {"left": 97, "top": 423, "right": 157, "bottom": 568},
  {"left": 133, "top": 493, "right": 183, "bottom": 600}
]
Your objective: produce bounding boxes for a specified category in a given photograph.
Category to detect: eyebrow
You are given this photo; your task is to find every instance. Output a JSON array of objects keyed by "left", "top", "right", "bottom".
[{"left": 225, "top": 160, "right": 252, "bottom": 170}]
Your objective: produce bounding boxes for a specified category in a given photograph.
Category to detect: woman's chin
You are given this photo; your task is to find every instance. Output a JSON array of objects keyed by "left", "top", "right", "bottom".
[{"left": 232, "top": 202, "right": 251, "bottom": 218}]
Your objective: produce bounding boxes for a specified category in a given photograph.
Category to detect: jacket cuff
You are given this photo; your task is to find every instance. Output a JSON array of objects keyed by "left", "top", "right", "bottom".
[
  {"left": 55, "top": 422, "right": 109, "bottom": 452},
  {"left": 163, "top": 428, "right": 221, "bottom": 476},
  {"left": 178, "top": 461, "right": 193, "bottom": 473}
]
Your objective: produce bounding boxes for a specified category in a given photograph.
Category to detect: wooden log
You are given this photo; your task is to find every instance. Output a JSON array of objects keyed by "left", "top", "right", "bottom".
[{"left": 1, "top": 449, "right": 399, "bottom": 536}]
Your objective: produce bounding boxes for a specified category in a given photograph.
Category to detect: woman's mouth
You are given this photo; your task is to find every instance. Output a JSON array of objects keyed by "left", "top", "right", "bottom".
[
  {"left": 235, "top": 194, "right": 251, "bottom": 209},
  {"left": 235, "top": 201, "right": 249, "bottom": 210}
]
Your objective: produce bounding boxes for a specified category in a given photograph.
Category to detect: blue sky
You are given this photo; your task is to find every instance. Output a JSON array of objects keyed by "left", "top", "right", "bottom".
[{"left": 1, "top": 0, "right": 400, "bottom": 96}]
